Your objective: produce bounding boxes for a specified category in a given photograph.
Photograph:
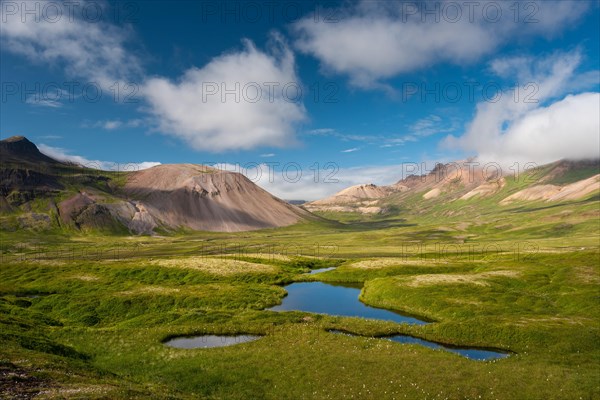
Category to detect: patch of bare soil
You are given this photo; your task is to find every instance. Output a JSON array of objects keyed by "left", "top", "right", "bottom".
[{"left": 0, "top": 361, "right": 51, "bottom": 399}]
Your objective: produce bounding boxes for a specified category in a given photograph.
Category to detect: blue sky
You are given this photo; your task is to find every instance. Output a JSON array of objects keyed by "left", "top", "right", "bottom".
[{"left": 1, "top": 0, "right": 599, "bottom": 199}]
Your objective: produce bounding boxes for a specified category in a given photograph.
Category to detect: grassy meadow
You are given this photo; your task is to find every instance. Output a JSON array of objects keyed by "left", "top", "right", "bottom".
[{"left": 1, "top": 192, "right": 599, "bottom": 399}]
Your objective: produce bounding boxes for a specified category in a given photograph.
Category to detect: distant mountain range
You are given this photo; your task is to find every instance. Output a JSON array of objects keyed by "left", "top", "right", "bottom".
[
  {"left": 0, "top": 136, "right": 309, "bottom": 234},
  {"left": 2, "top": 135, "right": 599, "bottom": 234},
  {"left": 305, "top": 159, "right": 600, "bottom": 214}
]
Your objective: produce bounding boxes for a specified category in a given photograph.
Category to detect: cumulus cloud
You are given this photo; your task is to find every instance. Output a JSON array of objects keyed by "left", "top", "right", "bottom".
[
  {"left": 0, "top": 0, "right": 142, "bottom": 90},
  {"left": 292, "top": 0, "right": 590, "bottom": 89},
  {"left": 2, "top": 2, "right": 306, "bottom": 151},
  {"left": 142, "top": 35, "right": 307, "bottom": 152},
  {"left": 476, "top": 93, "right": 599, "bottom": 165},
  {"left": 444, "top": 50, "right": 600, "bottom": 166},
  {"left": 38, "top": 144, "right": 160, "bottom": 171}
]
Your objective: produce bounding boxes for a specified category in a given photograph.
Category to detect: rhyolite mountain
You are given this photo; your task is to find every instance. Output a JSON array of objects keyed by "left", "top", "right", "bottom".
[
  {"left": 0, "top": 136, "right": 310, "bottom": 234},
  {"left": 305, "top": 159, "right": 600, "bottom": 214}
]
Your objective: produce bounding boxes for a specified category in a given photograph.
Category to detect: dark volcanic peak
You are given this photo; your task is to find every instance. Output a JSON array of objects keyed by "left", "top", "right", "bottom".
[
  {"left": 2, "top": 135, "right": 27, "bottom": 142},
  {"left": 1, "top": 135, "right": 37, "bottom": 150},
  {"left": 0, "top": 135, "right": 59, "bottom": 164}
]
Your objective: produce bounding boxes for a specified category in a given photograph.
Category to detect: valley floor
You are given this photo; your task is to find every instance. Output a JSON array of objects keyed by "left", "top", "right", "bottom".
[{"left": 1, "top": 199, "right": 599, "bottom": 399}]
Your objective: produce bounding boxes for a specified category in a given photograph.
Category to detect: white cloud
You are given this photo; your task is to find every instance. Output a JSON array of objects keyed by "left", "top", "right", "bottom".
[
  {"left": 142, "top": 35, "right": 307, "bottom": 152},
  {"left": 1, "top": 0, "right": 142, "bottom": 90},
  {"left": 25, "top": 96, "right": 62, "bottom": 108},
  {"left": 82, "top": 119, "right": 144, "bottom": 130},
  {"left": 260, "top": 153, "right": 276, "bottom": 158},
  {"left": 292, "top": 0, "right": 590, "bottom": 89},
  {"left": 444, "top": 50, "right": 600, "bottom": 166},
  {"left": 24, "top": 88, "right": 73, "bottom": 108},
  {"left": 103, "top": 121, "right": 122, "bottom": 130},
  {"left": 477, "top": 93, "right": 600, "bottom": 165},
  {"left": 101, "top": 119, "right": 143, "bottom": 130},
  {"left": 37, "top": 135, "right": 62, "bottom": 140},
  {"left": 2, "top": 2, "right": 308, "bottom": 152},
  {"left": 306, "top": 124, "right": 452, "bottom": 150},
  {"left": 307, "top": 128, "right": 336, "bottom": 135},
  {"left": 409, "top": 114, "right": 459, "bottom": 137},
  {"left": 38, "top": 144, "right": 160, "bottom": 171},
  {"left": 305, "top": 128, "right": 376, "bottom": 142}
]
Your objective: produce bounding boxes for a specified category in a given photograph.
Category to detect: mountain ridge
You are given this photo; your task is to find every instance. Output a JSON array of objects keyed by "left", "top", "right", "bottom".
[{"left": 305, "top": 159, "right": 600, "bottom": 214}]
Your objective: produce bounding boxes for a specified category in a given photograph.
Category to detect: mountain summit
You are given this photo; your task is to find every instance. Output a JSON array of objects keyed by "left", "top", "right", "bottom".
[
  {"left": 121, "top": 163, "right": 309, "bottom": 232},
  {"left": 0, "top": 135, "right": 59, "bottom": 165}
]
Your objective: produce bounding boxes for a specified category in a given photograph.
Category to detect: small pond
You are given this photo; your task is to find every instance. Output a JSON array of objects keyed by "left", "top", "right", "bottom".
[
  {"left": 164, "top": 335, "right": 261, "bottom": 349},
  {"left": 268, "top": 281, "right": 428, "bottom": 325}
]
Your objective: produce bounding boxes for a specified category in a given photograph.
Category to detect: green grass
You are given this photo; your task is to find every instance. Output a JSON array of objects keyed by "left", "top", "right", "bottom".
[
  {"left": 1, "top": 193, "right": 599, "bottom": 398},
  {"left": 547, "top": 166, "right": 600, "bottom": 186}
]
